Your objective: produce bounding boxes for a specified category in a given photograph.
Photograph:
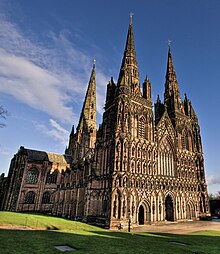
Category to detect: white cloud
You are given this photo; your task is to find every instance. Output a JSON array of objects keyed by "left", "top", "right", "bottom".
[
  {"left": 0, "top": 16, "right": 110, "bottom": 124},
  {"left": 0, "top": 147, "right": 10, "bottom": 155},
  {"left": 206, "top": 175, "right": 220, "bottom": 185},
  {"left": 35, "top": 119, "right": 69, "bottom": 146}
]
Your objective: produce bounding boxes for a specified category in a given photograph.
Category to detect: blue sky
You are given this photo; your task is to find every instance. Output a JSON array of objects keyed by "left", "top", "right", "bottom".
[{"left": 0, "top": 0, "right": 219, "bottom": 194}]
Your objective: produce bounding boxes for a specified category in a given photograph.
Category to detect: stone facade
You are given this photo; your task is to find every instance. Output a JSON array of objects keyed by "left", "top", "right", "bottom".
[
  {"left": 2, "top": 146, "right": 72, "bottom": 213},
  {"left": 1, "top": 17, "right": 210, "bottom": 228}
]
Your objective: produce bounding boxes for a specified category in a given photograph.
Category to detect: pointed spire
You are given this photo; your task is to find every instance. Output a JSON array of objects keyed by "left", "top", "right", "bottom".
[
  {"left": 70, "top": 125, "right": 74, "bottom": 136},
  {"left": 126, "top": 13, "right": 135, "bottom": 52},
  {"left": 89, "top": 60, "right": 95, "bottom": 85},
  {"left": 165, "top": 44, "right": 177, "bottom": 83},
  {"left": 164, "top": 44, "right": 185, "bottom": 115},
  {"left": 117, "top": 15, "right": 141, "bottom": 95},
  {"left": 76, "top": 62, "right": 96, "bottom": 147}
]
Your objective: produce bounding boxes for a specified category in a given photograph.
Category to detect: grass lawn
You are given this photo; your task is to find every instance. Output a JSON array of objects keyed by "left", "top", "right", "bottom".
[{"left": 0, "top": 212, "right": 220, "bottom": 254}]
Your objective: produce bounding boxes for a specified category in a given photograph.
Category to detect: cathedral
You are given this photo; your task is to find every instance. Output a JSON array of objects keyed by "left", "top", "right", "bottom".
[{"left": 0, "top": 17, "right": 210, "bottom": 229}]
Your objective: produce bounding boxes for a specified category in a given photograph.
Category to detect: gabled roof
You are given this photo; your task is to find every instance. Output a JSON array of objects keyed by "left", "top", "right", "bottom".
[{"left": 18, "top": 146, "right": 72, "bottom": 166}]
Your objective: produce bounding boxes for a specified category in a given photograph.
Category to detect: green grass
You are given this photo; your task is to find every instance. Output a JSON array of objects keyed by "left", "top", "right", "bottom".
[{"left": 0, "top": 212, "right": 220, "bottom": 254}]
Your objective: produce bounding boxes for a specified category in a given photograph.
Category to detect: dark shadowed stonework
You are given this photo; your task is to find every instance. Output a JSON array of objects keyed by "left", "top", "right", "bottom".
[{"left": 0, "top": 18, "right": 210, "bottom": 228}]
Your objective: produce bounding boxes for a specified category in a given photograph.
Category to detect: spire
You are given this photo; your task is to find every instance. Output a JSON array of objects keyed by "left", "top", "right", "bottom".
[
  {"left": 76, "top": 62, "right": 96, "bottom": 148},
  {"left": 165, "top": 45, "right": 177, "bottom": 84},
  {"left": 117, "top": 14, "right": 141, "bottom": 95},
  {"left": 164, "top": 44, "right": 184, "bottom": 114}
]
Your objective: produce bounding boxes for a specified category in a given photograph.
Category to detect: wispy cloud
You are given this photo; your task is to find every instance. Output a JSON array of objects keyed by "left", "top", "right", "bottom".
[
  {"left": 0, "top": 147, "right": 11, "bottom": 156},
  {"left": 207, "top": 175, "right": 220, "bottom": 185},
  {"left": 0, "top": 16, "right": 109, "bottom": 124},
  {"left": 35, "top": 119, "right": 69, "bottom": 146}
]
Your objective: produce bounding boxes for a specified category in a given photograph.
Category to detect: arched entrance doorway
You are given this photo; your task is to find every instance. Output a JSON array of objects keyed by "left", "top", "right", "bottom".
[
  {"left": 165, "top": 195, "right": 174, "bottom": 221},
  {"left": 138, "top": 205, "right": 144, "bottom": 225},
  {"left": 187, "top": 202, "right": 195, "bottom": 219}
]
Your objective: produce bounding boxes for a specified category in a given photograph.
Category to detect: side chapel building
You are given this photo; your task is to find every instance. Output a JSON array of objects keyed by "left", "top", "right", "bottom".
[{"left": 0, "top": 17, "right": 210, "bottom": 228}]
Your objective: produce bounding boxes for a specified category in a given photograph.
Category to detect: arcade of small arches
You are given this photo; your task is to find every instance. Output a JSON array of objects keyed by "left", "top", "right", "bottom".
[
  {"left": 111, "top": 190, "right": 201, "bottom": 225},
  {"left": 113, "top": 174, "right": 199, "bottom": 193}
]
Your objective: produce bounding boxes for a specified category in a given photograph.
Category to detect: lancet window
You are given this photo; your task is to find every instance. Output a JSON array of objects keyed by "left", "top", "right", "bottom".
[
  {"left": 25, "top": 191, "right": 35, "bottom": 204},
  {"left": 42, "top": 191, "right": 51, "bottom": 204},
  {"left": 138, "top": 117, "right": 145, "bottom": 138}
]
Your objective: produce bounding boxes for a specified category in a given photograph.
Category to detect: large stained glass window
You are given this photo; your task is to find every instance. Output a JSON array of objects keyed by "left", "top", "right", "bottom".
[{"left": 25, "top": 167, "right": 39, "bottom": 184}]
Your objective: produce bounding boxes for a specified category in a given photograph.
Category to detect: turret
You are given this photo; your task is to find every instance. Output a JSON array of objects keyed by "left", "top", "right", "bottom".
[
  {"left": 155, "top": 95, "right": 164, "bottom": 125},
  {"left": 105, "top": 77, "right": 116, "bottom": 109},
  {"left": 142, "top": 75, "right": 152, "bottom": 100}
]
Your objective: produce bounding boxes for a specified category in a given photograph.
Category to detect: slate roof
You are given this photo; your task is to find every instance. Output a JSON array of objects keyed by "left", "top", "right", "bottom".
[{"left": 18, "top": 146, "right": 72, "bottom": 166}]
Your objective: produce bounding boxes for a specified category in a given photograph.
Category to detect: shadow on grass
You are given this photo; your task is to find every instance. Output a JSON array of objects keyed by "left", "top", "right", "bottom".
[{"left": 0, "top": 228, "right": 220, "bottom": 254}]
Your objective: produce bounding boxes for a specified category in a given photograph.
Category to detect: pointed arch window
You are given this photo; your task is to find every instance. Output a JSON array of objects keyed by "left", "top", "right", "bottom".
[
  {"left": 131, "top": 161, "right": 135, "bottom": 173},
  {"left": 138, "top": 117, "right": 145, "bottom": 138},
  {"left": 42, "top": 191, "right": 51, "bottom": 204},
  {"left": 132, "top": 146, "right": 135, "bottom": 156},
  {"left": 46, "top": 170, "right": 58, "bottom": 184},
  {"left": 25, "top": 191, "right": 35, "bottom": 204}
]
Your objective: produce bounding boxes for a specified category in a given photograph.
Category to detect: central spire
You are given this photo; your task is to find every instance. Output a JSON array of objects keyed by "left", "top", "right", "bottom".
[
  {"left": 117, "top": 14, "right": 141, "bottom": 95},
  {"left": 164, "top": 45, "right": 184, "bottom": 114}
]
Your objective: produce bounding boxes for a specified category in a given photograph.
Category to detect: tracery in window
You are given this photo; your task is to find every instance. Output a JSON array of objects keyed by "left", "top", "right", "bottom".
[
  {"left": 25, "top": 167, "right": 39, "bottom": 184},
  {"left": 158, "top": 138, "right": 174, "bottom": 176}
]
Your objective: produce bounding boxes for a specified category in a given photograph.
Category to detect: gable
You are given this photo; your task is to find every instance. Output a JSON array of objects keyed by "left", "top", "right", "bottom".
[{"left": 156, "top": 110, "right": 175, "bottom": 144}]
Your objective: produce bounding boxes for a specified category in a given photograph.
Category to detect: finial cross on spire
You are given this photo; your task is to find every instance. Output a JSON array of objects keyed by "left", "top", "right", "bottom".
[
  {"left": 93, "top": 59, "right": 96, "bottom": 68},
  {"left": 129, "top": 12, "right": 134, "bottom": 24},
  {"left": 168, "top": 39, "right": 172, "bottom": 47}
]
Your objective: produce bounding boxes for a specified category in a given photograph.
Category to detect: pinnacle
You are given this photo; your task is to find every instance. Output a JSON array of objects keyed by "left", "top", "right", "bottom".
[
  {"left": 156, "top": 94, "right": 161, "bottom": 103},
  {"left": 144, "top": 75, "right": 149, "bottom": 83}
]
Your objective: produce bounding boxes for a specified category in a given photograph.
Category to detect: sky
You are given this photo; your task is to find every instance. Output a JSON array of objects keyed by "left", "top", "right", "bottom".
[{"left": 0, "top": 0, "right": 219, "bottom": 194}]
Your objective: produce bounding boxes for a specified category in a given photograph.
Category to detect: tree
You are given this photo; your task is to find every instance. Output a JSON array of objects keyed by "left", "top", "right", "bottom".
[
  {"left": 0, "top": 105, "right": 7, "bottom": 128},
  {"left": 209, "top": 192, "right": 220, "bottom": 200}
]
